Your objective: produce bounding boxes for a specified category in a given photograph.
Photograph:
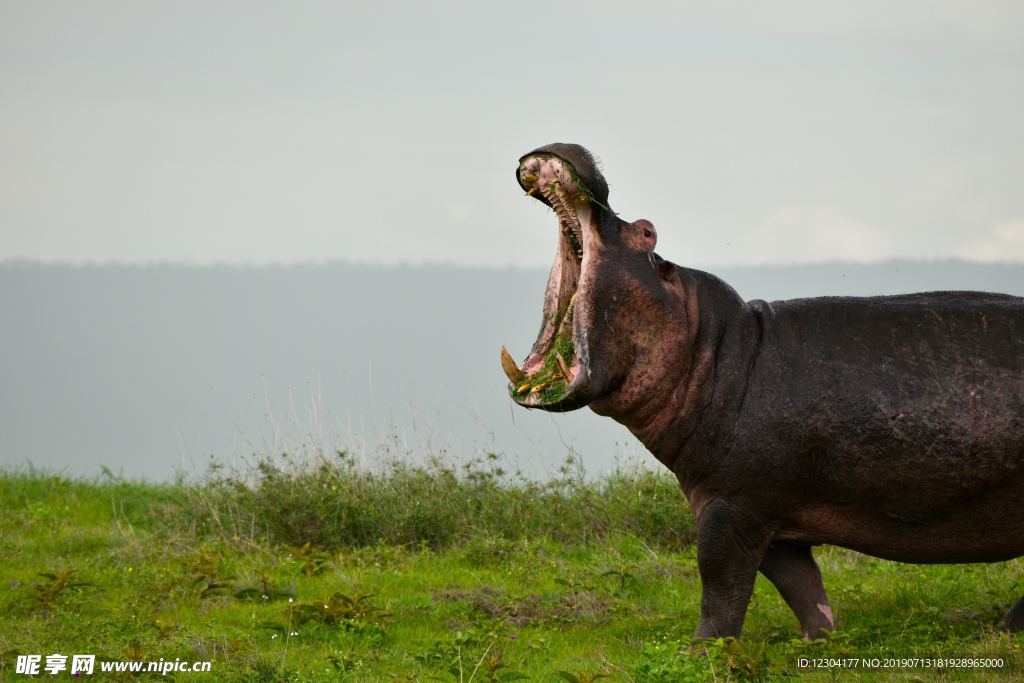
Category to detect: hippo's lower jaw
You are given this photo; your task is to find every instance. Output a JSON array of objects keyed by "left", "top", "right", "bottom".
[{"left": 500, "top": 153, "right": 597, "bottom": 410}]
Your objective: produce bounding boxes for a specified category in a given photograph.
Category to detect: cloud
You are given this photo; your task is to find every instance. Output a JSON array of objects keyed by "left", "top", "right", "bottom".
[
  {"left": 736, "top": 207, "right": 892, "bottom": 265},
  {"left": 961, "top": 220, "right": 1024, "bottom": 262}
]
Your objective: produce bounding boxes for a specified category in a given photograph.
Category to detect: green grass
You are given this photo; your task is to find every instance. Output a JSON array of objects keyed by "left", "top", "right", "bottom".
[{"left": 0, "top": 454, "right": 1021, "bottom": 681}]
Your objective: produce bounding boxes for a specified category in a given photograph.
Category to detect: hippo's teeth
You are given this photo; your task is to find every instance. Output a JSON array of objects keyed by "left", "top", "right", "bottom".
[
  {"left": 525, "top": 186, "right": 538, "bottom": 196},
  {"left": 522, "top": 174, "right": 538, "bottom": 182},
  {"left": 501, "top": 346, "right": 527, "bottom": 384},
  {"left": 538, "top": 177, "right": 583, "bottom": 262},
  {"left": 555, "top": 353, "right": 572, "bottom": 382}
]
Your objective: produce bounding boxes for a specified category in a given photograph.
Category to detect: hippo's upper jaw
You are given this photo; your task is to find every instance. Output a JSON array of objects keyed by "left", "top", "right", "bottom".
[{"left": 500, "top": 145, "right": 606, "bottom": 410}]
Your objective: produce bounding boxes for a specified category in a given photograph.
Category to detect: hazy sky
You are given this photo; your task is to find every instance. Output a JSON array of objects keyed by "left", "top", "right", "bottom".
[{"left": 2, "top": 1, "right": 1022, "bottom": 267}]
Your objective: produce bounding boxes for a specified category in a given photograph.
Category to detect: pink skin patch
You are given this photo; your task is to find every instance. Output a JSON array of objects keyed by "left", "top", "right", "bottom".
[
  {"left": 801, "top": 603, "right": 835, "bottom": 640},
  {"left": 817, "top": 602, "right": 835, "bottom": 627}
]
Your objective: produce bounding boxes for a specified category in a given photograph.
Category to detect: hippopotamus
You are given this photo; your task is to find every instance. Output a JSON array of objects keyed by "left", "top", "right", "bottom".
[{"left": 500, "top": 143, "right": 1024, "bottom": 639}]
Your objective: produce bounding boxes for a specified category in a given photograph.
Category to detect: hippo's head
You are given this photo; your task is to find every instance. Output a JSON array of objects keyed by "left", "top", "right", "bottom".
[{"left": 501, "top": 144, "right": 696, "bottom": 421}]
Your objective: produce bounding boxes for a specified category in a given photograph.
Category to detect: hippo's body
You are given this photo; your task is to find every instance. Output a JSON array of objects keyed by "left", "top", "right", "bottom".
[
  {"left": 502, "top": 143, "right": 1024, "bottom": 638},
  {"left": 676, "top": 276, "right": 1024, "bottom": 564}
]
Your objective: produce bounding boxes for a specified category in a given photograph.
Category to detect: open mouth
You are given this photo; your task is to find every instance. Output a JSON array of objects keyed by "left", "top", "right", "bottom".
[{"left": 501, "top": 153, "right": 593, "bottom": 408}]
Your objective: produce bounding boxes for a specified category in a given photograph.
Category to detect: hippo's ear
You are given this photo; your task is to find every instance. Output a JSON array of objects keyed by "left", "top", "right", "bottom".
[
  {"left": 647, "top": 252, "right": 677, "bottom": 281},
  {"left": 657, "top": 258, "right": 676, "bottom": 281}
]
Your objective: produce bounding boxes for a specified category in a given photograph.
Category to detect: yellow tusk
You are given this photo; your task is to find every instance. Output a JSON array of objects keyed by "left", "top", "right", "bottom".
[
  {"left": 501, "top": 346, "right": 527, "bottom": 384},
  {"left": 555, "top": 354, "right": 572, "bottom": 382},
  {"left": 522, "top": 174, "right": 538, "bottom": 182}
]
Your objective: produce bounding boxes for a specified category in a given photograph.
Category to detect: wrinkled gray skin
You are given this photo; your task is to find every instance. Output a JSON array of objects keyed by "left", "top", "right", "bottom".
[{"left": 504, "top": 143, "right": 1024, "bottom": 639}]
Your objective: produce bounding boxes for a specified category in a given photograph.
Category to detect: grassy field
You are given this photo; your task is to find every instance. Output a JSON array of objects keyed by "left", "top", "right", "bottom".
[{"left": 1, "top": 453, "right": 1021, "bottom": 681}]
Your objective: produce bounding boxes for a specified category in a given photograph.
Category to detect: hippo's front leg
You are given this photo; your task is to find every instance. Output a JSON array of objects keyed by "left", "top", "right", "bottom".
[
  {"left": 694, "top": 500, "right": 773, "bottom": 638},
  {"left": 759, "top": 542, "right": 835, "bottom": 639}
]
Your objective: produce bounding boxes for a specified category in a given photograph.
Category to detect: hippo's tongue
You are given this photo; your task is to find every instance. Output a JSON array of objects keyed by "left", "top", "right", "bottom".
[{"left": 500, "top": 153, "right": 589, "bottom": 406}]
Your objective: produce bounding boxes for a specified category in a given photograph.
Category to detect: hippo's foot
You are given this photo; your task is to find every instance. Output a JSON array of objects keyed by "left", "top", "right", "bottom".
[
  {"left": 1004, "top": 596, "right": 1024, "bottom": 632},
  {"left": 759, "top": 542, "right": 835, "bottom": 640}
]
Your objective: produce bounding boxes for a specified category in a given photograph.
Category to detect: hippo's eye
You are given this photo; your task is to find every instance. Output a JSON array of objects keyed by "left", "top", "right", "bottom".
[{"left": 643, "top": 229, "right": 652, "bottom": 238}]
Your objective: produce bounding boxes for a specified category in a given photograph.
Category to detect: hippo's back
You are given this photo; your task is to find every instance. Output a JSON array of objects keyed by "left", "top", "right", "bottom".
[
  {"left": 736, "top": 291, "right": 1024, "bottom": 562},
  {"left": 747, "top": 289, "right": 1024, "bottom": 452},
  {"left": 757, "top": 289, "right": 1024, "bottom": 382}
]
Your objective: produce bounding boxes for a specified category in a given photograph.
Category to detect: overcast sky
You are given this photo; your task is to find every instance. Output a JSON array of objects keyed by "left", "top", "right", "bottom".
[{"left": 2, "top": 1, "right": 1022, "bottom": 267}]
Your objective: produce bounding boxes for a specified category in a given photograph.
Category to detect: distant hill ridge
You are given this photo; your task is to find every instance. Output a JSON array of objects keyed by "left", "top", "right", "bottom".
[
  {"left": 4, "top": 258, "right": 1023, "bottom": 300},
  {"left": 2, "top": 259, "right": 1021, "bottom": 481}
]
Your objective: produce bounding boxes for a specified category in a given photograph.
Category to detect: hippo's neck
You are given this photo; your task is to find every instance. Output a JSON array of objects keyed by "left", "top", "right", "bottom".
[{"left": 618, "top": 268, "right": 761, "bottom": 480}]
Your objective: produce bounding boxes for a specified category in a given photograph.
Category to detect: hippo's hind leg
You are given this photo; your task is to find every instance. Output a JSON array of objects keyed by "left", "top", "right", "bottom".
[
  {"left": 1004, "top": 596, "right": 1024, "bottom": 632},
  {"left": 759, "top": 542, "right": 835, "bottom": 639},
  {"left": 693, "top": 500, "right": 772, "bottom": 639}
]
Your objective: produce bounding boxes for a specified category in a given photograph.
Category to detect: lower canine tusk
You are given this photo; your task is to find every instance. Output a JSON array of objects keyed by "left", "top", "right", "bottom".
[
  {"left": 500, "top": 346, "right": 527, "bottom": 384},
  {"left": 555, "top": 353, "right": 572, "bottom": 382}
]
